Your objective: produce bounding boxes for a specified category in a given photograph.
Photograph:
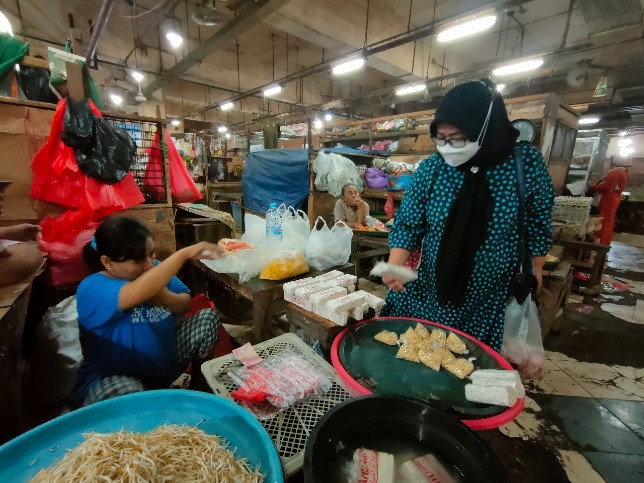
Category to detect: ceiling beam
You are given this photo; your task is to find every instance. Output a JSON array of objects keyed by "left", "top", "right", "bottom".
[{"left": 143, "top": 0, "right": 292, "bottom": 96}]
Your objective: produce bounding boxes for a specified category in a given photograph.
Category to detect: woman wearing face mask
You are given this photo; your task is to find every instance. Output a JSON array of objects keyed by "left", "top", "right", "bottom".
[{"left": 380, "top": 80, "right": 554, "bottom": 351}]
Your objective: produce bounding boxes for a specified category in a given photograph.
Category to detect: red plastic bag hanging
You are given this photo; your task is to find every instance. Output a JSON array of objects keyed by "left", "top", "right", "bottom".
[
  {"left": 166, "top": 133, "right": 202, "bottom": 203},
  {"left": 30, "top": 98, "right": 144, "bottom": 218},
  {"left": 38, "top": 210, "right": 99, "bottom": 287},
  {"left": 142, "top": 130, "right": 166, "bottom": 201}
]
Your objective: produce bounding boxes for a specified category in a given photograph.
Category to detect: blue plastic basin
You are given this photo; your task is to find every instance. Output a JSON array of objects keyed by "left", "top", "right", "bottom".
[{"left": 0, "top": 390, "right": 283, "bottom": 482}]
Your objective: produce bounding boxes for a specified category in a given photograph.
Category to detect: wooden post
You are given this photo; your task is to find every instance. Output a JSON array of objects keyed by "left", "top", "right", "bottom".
[{"left": 65, "top": 61, "right": 86, "bottom": 101}]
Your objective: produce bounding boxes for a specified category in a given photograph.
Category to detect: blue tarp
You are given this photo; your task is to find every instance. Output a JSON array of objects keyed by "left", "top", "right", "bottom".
[{"left": 243, "top": 149, "right": 309, "bottom": 213}]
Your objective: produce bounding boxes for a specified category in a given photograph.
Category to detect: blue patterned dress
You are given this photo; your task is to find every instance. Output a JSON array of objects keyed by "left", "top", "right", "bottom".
[{"left": 382, "top": 143, "right": 554, "bottom": 351}]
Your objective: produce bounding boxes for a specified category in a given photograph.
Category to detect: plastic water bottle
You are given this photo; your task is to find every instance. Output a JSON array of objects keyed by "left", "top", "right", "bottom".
[{"left": 265, "top": 202, "right": 283, "bottom": 243}]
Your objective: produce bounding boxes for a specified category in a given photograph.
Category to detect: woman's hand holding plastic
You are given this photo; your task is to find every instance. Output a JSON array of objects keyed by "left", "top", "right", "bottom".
[
  {"left": 190, "top": 242, "right": 224, "bottom": 260},
  {"left": 382, "top": 276, "right": 406, "bottom": 292}
]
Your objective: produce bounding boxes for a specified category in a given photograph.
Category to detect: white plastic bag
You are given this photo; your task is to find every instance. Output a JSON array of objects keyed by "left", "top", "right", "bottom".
[
  {"left": 27, "top": 296, "right": 81, "bottom": 406},
  {"left": 313, "top": 152, "right": 363, "bottom": 197},
  {"left": 241, "top": 213, "right": 266, "bottom": 246},
  {"left": 282, "top": 207, "right": 310, "bottom": 252},
  {"left": 500, "top": 295, "right": 545, "bottom": 380},
  {"left": 203, "top": 245, "right": 270, "bottom": 282},
  {"left": 305, "top": 217, "right": 353, "bottom": 271}
]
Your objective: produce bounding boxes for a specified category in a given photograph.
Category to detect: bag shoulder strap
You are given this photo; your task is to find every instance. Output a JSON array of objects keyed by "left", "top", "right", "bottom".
[{"left": 514, "top": 144, "right": 530, "bottom": 273}]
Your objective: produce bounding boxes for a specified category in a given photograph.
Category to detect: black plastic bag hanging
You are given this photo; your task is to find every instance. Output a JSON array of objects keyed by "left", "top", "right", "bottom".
[
  {"left": 17, "top": 66, "right": 59, "bottom": 104},
  {"left": 61, "top": 97, "right": 136, "bottom": 184}
]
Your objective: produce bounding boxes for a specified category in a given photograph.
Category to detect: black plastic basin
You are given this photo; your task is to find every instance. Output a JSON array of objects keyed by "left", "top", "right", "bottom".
[{"left": 304, "top": 395, "right": 507, "bottom": 483}]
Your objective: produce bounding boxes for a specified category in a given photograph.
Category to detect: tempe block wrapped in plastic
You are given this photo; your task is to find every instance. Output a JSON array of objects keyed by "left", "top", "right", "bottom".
[
  {"left": 229, "top": 349, "right": 331, "bottom": 408},
  {"left": 397, "top": 344, "right": 420, "bottom": 363},
  {"left": 446, "top": 332, "right": 467, "bottom": 354},
  {"left": 351, "top": 448, "right": 395, "bottom": 483},
  {"left": 436, "top": 348, "right": 455, "bottom": 366},
  {"left": 399, "top": 454, "right": 456, "bottom": 483},
  {"left": 260, "top": 252, "right": 309, "bottom": 280},
  {"left": 428, "top": 330, "right": 447, "bottom": 349},
  {"left": 443, "top": 358, "right": 475, "bottom": 379},
  {"left": 418, "top": 349, "right": 442, "bottom": 371},
  {"left": 374, "top": 330, "right": 398, "bottom": 346}
]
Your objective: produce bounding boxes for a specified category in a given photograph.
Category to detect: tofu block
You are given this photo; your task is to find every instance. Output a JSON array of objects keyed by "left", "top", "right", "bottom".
[
  {"left": 349, "top": 303, "right": 369, "bottom": 320},
  {"left": 317, "top": 307, "right": 349, "bottom": 326},
  {"left": 332, "top": 274, "right": 358, "bottom": 288},
  {"left": 469, "top": 369, "right": 525, "bottom": 398},
  {"left": 465, "top": 383, "right": 518, "bottom": 407},
  {"left": 352, "top": 448, "right": 395, "bottom": 483},
  {"left": 347, "top": 284, "right": 356, "bottom": 293},
  {"left": 288, "top": 294, "right": 312, "bottom": 311},
  {"left": 370, "top": 261, "right": 418, "bottom": 283},
  {"left": 312, "top": 270, "right": 343, "bottom": 283},
  {"left": 309, "top": 286, "right": 347, "bottom": 307},
  {"left": 324, "top": 290, "right": 367, "bottom": 313},
  {"left": 362, "top": 292, "right": 385, "bottom": 312},
  {"left": 399, "top": 454, "right": 456, "bottom": 483},
  {"left": 294, "top": 282, "right": 334, "bottom": 300},
  {"left": 283, "top": 277, "right": 319, "bottom": 297}
]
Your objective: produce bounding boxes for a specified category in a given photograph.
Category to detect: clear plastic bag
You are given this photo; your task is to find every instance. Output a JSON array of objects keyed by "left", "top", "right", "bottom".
[
  {"left": 281, "top": 207, "right": 310, "bottom": 252},
  {"left": 240, "top": 213, "right": 266, "bottom": 246},
  {"left": 500, "top": 295, "right": 546, "bottom": 380},
  {"left": 305, "top": 217, "right": 353, "bottom": 271},
  {"left": 229, "top": 349, "right": 332, "bottom": 409},
  {"left": 313, "top": 151, "right": 363, "bottom": 197}
]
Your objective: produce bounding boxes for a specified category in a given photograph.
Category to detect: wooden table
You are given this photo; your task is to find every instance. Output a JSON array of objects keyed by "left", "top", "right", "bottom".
[
  {"left": 559, "top": 239, "right": 610, "bottom": 303},
  {"left": 191, "top": 261, "right": 354, "bottom": 342},
  {"left": 351, "top": 234, "right": 389, "bottom": 288},
  {"left": 538, "top": 261, "right": 573, "bottom": 338}
]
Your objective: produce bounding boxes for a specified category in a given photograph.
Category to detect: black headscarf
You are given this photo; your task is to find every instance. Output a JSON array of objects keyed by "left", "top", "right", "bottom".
[{"left": 430, "top": 80, "right": 519, "bottom": 305}]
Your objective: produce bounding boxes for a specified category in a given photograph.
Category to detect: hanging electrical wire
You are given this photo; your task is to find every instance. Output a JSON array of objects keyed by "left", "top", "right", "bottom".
[{"left": 363, "top": 0, "right": 370, "bottom": 49}]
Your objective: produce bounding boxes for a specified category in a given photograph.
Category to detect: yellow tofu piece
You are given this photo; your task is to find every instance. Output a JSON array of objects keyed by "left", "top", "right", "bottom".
[
  {"left": 418, "top": 349, "right": 441, "bottom": 371},
  {"left": 444, "top": 358, "right": 475, "bottom": 379},
  {"left": 414, "top": 323, "right": 431, "bottom": 339},
  {"left": 400, "top": 327, "right": 421, "bottom": 346},
  {"left": 396, "top": 344, "right": 420, "bottom": 363},
  {"left": 429, "top": 330, "right": 447, "bottom": 349}
]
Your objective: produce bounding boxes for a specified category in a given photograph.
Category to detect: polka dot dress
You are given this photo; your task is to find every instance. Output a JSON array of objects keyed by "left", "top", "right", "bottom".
[{"left": 382, "top": 143, "right": 554, "bottom": 351}]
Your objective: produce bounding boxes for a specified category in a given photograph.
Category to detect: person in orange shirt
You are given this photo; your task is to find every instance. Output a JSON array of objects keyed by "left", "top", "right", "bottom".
[{"left": 588, "top": 160, "right": 631, "bottom": 245}]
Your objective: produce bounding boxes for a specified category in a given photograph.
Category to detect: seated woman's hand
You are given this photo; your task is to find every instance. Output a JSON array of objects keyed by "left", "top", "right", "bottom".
[{"left": 190, "top": 242, "right": 225, "bottom": 260}]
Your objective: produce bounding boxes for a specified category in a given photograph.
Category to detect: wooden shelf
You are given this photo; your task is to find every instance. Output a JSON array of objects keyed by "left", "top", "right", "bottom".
[
  {"left": 362, "top": 188, "right": 405, "bottom": 200},
  {"left": 323, "top": 128, "right": 427, "bottom": 144}
]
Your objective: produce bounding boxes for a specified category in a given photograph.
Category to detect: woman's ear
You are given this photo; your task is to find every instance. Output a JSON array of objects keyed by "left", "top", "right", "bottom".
[{"left": 100, "top": 255, "right": 112, "bottom": 271}]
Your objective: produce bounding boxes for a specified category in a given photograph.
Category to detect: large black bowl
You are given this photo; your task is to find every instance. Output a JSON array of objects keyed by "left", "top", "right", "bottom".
[{"left": 304, "top": 395, "right": 507, "bottom": 483}]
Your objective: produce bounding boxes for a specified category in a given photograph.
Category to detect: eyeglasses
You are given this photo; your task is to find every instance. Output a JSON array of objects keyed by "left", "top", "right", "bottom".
[{"left": 432, "top": 137, "right": 467, "bottom": 148}]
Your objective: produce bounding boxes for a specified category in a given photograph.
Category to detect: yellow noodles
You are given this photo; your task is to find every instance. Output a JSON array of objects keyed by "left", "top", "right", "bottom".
[{"left": 30, "top": 425, "right": 263, "bottom": 483}]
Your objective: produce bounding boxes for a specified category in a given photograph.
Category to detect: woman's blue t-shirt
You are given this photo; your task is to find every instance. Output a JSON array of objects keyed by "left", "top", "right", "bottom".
[{"left": 71, "top": 270, "right": 190, "bottom": 407}]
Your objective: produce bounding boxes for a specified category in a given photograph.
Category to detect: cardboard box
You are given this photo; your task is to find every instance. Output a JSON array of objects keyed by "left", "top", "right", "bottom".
[
  {"left": 396, "top": 137, "right": 417, "bottom": 153},
  {"left": 415, "top": 134, "right": 434, "bottom": 153}
]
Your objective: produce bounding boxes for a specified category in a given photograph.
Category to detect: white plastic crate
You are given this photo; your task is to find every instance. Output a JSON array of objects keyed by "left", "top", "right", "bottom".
[
  {"left": 201, "top": 333, "right": 354, "bottom": 477},
  {"left": 553, "top": 196, "right": 592, "bottom": 235}
]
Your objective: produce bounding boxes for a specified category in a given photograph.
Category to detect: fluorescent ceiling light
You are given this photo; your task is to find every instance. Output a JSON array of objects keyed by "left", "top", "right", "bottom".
[
  {"left": 620, "top": 147, "right": 634, "bottom": 157},
  {"left": 220, "top": 101, "right": 234, "bottom": 111},
  {"left": 313, "top": 118, "right": 324, "bottom": 129},
  {"left": 619, "top": 131, "right": 628, "bottom": 136},
  {"left": 437, "top": 15, "right": 497, "bottom": 43},
  {"left": 263, "top": 85, "right": 282, "bottom": 97},
  {"left": 225, "top": 133, "right": 231, "bottom": 139},
  {"left": 332, "top": 57, "right": 365, "bottom": 75},
  {"left": 578, "top": 116, "right": 600, "bottom": 125},
  {"left": 492, "top": 57, "right": 544, "bottom": 76},
  {"left": 325, "top": 113, "right": 333, "bottom": 121},
  {"left": 171, "top": 119, "right": 181, "bottom": 126},
  {"left": 166, "top": 32, "right": 183, "bottom": 48},
  {"left": 496, "top": 83, "right": 506, "bottom": 93},
  {"left": 618, "top": 138, "right": 632, "bottom": 148},
  {"left": 0, "top": 11, "right": 14, "bottom": 36},
  {"left": 217, "top": 126, "right": 228, "bottom": 133},
  {"left": 396, "top": 83, "right": 426, "bottom": 96},
  {"left": 131, "top": 71, "right": 144, "bottom": 82},
  {"left": 110, "top": 93, "right": 123, "bottom": 105}
]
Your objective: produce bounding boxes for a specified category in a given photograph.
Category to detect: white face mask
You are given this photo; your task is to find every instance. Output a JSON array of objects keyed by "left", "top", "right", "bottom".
[{"left": 436, "top": 98, "right": 494, "bottom": 167}]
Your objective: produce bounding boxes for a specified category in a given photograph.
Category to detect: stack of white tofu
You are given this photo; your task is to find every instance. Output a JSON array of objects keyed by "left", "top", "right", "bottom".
[
  {"left": 464, "top": 369, "right": 525, "bottom": 407},
  {"left": 283, "top": 271, "right": 385, "bottom": 326}
]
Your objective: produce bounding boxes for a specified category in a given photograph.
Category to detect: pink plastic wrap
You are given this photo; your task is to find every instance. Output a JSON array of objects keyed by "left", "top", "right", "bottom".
[{"left": 229, "top": 349, "right": 332, "bottom": 409}]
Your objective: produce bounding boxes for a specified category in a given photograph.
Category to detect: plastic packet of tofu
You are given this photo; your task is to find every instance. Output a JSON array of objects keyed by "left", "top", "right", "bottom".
[
  {"left": 351, "top": 448, "right": 395, "bottom": 483},
  {"left": 325, "top": 290, "right": 367, "bottom": 314},
  {"left": 399, "top": 454, "right": 456, "bottom": 483},
  {"left": 370, "top": 262, "right": 418, "bottom": 283}
]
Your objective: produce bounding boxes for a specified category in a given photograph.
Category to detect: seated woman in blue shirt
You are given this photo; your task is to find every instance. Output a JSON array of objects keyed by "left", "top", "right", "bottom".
[{"left": 71, "top": 216, "right": 223, "bottom": 408}]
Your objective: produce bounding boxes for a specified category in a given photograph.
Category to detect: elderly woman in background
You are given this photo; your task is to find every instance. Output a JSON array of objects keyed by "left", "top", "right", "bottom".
[
  {"left": 381, "top": 80, "right": 554, "bottom": 351},
  {"left": 334, "top": 183, "right": 375, "bottom": 228}
]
